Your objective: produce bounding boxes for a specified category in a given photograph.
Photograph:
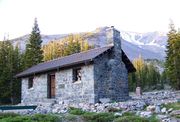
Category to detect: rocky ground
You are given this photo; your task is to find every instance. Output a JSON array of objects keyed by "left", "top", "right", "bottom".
[{"left": 4, "top": 90, "right": 180, "bottom": 122}]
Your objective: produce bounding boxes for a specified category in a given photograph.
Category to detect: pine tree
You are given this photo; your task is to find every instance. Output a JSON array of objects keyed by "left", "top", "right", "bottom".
[
  {"left": 24, "top": 18, "right": 43, "bottom": 68},
  {"left": 165, "top": 21, "right": 180, "bottom": 90},
  {"left": 0, "top": 41, "right": 22, "bottom": 104}
]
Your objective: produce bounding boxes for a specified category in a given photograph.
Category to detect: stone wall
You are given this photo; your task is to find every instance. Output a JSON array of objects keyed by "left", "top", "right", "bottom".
[
  {"left": 55, "top": 64, "right": 95, "bottom": 103},
  {"left": 21, "top": 74, "right": 48, "bottom": 103},
  {"left": 21, "top": 64, "right": 94, "bottom": 104},
  {"left": 94, "top": 27, "right": 129, "bottom": 103},
  {"left": 94, "top": 51, "right": 129, "bottom": 103}
]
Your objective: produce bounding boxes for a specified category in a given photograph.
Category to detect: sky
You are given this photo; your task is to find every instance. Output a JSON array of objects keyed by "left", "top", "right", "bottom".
[{"left": 0, "top": 0, "right": 180, "bottom": 40}]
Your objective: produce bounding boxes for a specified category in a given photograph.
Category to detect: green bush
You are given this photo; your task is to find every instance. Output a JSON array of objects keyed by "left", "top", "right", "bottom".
[
  {"left": 0, "top": 113, "right": 19, "bottom": 119},
  {"left": 0, "top": 116, "right": 32, "bottom": 122},
  {"left": 0, "top": 113, "right": 60, "bottom": 122},
  {"left": 114, "top": 115, "right": 159, "bottom": 122},
  {"left": 63, "top": 114, "right": 77, "bottom": 121},
  {"left": 107, "top": 107, "right": 122, "bottom": 112},
  {"left": 175, "top": 115, "right": 180, "bottom": 118},
  {"left": 69, "top": 107, "right": 85, "bottom": 115},
  {"left": 32, "top": 114, "right": 59, "bottom": 122},
  {"left": 82, "top": 112, "right": 116, "bottom": 122},
  {"left": 162, "top": 102, "right": 180, "bottom": 110},
  {"left": 148, "top": 115, "right": 159, "bottom": 122},
  {"left": 122, "top": 112, "right": 135, "bottom": 116},
  {"left": 114, "top": 115, "right": 149, "bottom": 122}
]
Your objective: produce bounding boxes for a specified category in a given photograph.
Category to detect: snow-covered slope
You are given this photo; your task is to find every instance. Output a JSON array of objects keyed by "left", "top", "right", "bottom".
[
  {"left": 10, "top": 27, "right": 167, "bottom": 60},
  {"left": 120, "top": 31, "right": 167, "bottom": 59}
]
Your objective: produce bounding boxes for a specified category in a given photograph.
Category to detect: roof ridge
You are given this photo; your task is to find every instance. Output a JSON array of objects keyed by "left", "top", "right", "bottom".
[{"left": 27, "top": 45, "right": 113, "bottom": 69}]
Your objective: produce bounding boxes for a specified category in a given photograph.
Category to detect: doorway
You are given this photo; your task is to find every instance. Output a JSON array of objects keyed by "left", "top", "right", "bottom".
[{"left": 47, "top": 74, "right": 55, "bottom": 98}]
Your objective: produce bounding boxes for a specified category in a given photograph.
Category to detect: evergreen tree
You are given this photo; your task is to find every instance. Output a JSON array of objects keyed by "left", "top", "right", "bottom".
[
  {"left": 165, "top": 21, "right": 180, "bottom": 90},
  {"left": 0, "top": 41, "right": 22, "bottom": 104},
  {"left": 24, "top": 18, "right": 43, "bottom": 68}
]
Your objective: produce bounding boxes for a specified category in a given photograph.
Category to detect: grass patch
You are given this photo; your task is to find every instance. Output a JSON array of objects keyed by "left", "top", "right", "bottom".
[
  {"left": 63, "top": 114, "right": 78, "bottom": 121},
  {"left": 114, "top": 115, "right": 159, "bottom": 122},
  {"left": 162, "top": 102, "right": 180, "bottom": 110},
  {"left": 82, "top": 112, "right": 116, "bottom": 122},
  {"left": 122, "top": 112, "right": 135, "bottom": 116},
  {"left": 68, "top": 107, "right": 159, "bottom": 122},
  {"left": 175, "top": 115, "right": 180, "bottom": 118},
  {"left": 69, "top": 107, "right": 85, "bottom": 115},
  {"left": 107, "top": 107, "right": 122, "bottom": 112},
  {"left": 0, "top": 112, "right": 19, "bottom": 119},
  {"left": 114, "top": 115, "right": 148, "bottom": 122},
  {"left": 0, "top": 113, "right": 60, "bottom": 122}
]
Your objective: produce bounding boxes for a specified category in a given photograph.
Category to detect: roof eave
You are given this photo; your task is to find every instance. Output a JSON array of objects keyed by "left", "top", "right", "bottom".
[{"left": 15, "top": 59, "right": 93, "bottom": 78}]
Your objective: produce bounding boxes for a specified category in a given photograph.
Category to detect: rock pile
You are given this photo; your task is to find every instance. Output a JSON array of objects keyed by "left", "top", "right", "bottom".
[{"left": 13, "top": 90, "right": 180, "bottom": 121}]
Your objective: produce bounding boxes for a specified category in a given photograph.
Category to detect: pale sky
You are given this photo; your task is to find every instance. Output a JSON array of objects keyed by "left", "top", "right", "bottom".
[{"left": 0, "top": 0, "right": 180, "bottom": 40}]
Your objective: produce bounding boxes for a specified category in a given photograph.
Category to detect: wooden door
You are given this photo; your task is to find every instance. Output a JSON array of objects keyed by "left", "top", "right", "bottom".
[
  {"left": 50, "top": 75, "right": 55, "bottom": 98},
  {"left": 48, "top": 74, "right": 56, "bottom": 98}
]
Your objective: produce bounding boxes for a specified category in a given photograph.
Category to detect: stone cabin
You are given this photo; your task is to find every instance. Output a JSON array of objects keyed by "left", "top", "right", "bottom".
[{"left": 16, "top": 27, "right": 136, "bottom": 104}]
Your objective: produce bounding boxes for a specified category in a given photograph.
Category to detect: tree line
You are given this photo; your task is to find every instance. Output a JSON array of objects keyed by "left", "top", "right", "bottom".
[
  {"left": 128, "top": 56, "right": 162, "bottom": 92},
  {"left": 42, "top": 34, "right": 93, "bottom": 61},
  {"left": 129, "top": 21, "right": 180, "bottom": 91}
]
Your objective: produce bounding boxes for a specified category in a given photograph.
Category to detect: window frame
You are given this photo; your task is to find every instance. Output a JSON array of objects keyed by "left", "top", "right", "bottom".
[
  {"left": 72, "top": 67, "right": 82, "bottom": 83},
  {"left": 28, "top": 77, "right": 34, "bottom": 89}
]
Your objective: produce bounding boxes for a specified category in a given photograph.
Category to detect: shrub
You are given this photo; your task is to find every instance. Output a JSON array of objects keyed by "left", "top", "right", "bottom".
[
  {"left": 82, "top": 112, "right": 116, "bottom": 122},
  {"left": 148, "top": 115, "right": 159, "bottom": 122},
  {"left": 32, "top": 114, "right": 59, "bottom": 122},
  {"left": 0, "top": 113, "right": 19, "bottom": 119},
  {"left": 114, "top": 115, "right": 159, "bottom": 122},
  {"left": 114, "top": 115, "right": 149, "bottom": 122},
  {"left": 162, "top": 102, "right": 180, "bottom": 110},
  {"left": 0, "top": 114, "right": 60, "bottom": 122},
  {"left": 69, "top": 107, "right": 85, "bottom": 115},
  {"left": 107, "top": 107, "right": 122, "bottom": 112},
  {"left": 0, "top": 116, "right": 32, "bottom": 122},
  {"left": 122, "top": 112, "right": 135, "bottom": 116},
  {"left": 64, "top": 114, "right": 77, "bottom": 121},
  {"left": 175, "top": 115, "right": 180, "bottom": 118}
]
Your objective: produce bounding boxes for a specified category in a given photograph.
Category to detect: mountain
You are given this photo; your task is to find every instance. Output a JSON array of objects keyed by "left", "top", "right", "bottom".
[
  {"left": 120, "top": 30, "right": 167, "bottom": 60},
  {"left": 10, "top": 27, "right": 167, "bottom": 60}
]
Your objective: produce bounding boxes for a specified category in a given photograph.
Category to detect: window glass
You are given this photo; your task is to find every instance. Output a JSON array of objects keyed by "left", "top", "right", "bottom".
[{"left": 28, "top": 77, "right": 34, "bottom": 89}]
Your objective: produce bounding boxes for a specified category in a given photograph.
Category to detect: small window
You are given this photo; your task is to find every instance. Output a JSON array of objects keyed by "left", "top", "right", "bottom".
[
  {"left": 73, "top": 68, "right": 82, "bottom": 82},
  {"left": 28, "top": 77, "right": 34, "bottom": 89}
]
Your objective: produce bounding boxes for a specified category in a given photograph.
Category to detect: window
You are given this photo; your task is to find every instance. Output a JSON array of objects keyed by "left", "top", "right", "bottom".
[
  {"left": 28, "top": 77, "right": 34, "bottom": 89},
  {"left": 73, "top": 68, "right": 82, "bottom": 82}
]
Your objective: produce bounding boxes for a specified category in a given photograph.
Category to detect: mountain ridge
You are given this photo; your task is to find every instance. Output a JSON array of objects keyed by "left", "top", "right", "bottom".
[{"left": 10, "top": 27, "right": 167, "bottom": 60}]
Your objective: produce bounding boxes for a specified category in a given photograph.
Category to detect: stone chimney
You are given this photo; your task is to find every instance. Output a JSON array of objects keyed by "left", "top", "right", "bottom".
[{"left": 106, "top": 26, "right": 122, "bottom": 61}]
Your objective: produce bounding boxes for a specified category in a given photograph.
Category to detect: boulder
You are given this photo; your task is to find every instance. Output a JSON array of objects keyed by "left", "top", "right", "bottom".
[
  {"left": 146, "top": 105, "right": 156, "bottom": 112},
  {"left": 170, "top": 110, "right": 180, "bottom": 116},
  {"left": 114, "top": 112, "right": 122, "bottom": 116},
  {"left": 140, "top": 111, "right": 152, "bottom": 118},
  {"left": 161, "top": 107, "right": 167, "bottom": 113},
  {"left": 155, "top": 105, "right": 161, "bottom": 113}
]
